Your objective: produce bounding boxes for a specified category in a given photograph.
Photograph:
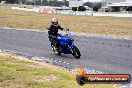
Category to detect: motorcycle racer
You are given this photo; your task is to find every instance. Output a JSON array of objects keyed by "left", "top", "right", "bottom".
[{"left": 48, "top": 18, "right": 64, "bottom": 49}]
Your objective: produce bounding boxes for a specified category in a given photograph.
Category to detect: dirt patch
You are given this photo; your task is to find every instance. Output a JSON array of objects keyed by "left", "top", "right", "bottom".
[
  {"left": 26, "top": 63, "right": 43, "bottom": 68},
  {"left": 0, "top": 81, "right": 27, "bottom": 88},
  {"left": 34, "top": 75, "right": 60, "bottom": 82},
  {"left": 6, "top": 61, "right": 18, "bottom": 65},
  {"left": 26, "top": 60, "right": 68, "bottom": 71},
  {"left": 0, "top": 53, "right": 11, "bottom": 57}
]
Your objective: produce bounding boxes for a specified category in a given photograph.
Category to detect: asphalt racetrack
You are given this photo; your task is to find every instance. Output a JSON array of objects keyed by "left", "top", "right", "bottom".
[{"left": 0, "top": 28, "right": 132, "bottom": 75}]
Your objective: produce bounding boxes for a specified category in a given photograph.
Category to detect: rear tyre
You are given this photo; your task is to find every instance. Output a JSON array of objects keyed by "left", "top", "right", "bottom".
[
  {"left": 51, "top": 44, "right": 55, "bottom": 52},
  {"left": 51, "top": 43, "right": 61, "bottom": 55},
  {"left": 72, "top": 46, "right": 81, "bottom": 59},
  {"left": 56, "top": 47, "right": 61, "bottom": 55}
]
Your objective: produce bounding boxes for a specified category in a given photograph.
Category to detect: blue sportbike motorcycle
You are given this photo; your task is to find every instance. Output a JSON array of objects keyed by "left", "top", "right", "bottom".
[{"left": 48, "top": 29, "right": 81, "bottom": 59}]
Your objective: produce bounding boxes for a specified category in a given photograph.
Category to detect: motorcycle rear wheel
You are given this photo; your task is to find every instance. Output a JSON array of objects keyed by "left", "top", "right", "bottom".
[{"left": 51, "top": 44, "right": 61, "bottom": 55}]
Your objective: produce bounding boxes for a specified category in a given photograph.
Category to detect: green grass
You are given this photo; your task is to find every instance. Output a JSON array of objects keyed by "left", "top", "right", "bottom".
[
  {"left": 0, "top": 54, "right": 116, "bottom": 88},
  {"left": 0, "top": 5, "right": 132, "bottom": 37}
]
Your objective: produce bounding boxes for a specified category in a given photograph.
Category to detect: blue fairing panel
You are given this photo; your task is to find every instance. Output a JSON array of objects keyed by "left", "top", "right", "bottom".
[{"left": 57, "top": 37, "right": 69, "bottom": 43}]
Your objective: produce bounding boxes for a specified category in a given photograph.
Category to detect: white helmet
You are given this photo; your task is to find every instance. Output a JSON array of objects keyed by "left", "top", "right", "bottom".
[{"left": 51, "top": 18, "right": 58, "bottom": 26}]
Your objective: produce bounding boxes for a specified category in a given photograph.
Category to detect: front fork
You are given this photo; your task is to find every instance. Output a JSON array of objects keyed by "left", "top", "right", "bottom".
[{"left": 68, "top": 43, "right": 74, "bottom": 54}]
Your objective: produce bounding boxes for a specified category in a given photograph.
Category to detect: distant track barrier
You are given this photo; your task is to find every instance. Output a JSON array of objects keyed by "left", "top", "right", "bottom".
[{"left": 11, "top": 7, "right": 132, "bottom": 17}]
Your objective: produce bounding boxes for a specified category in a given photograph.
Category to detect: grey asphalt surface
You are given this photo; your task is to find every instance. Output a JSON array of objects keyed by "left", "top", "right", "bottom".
[{"left": 0, "top": 28, "right": 132, "bottom": 75}]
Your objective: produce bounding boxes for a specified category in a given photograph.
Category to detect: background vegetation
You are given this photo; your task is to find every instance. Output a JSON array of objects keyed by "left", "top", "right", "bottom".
[{"left": 0, "top": 5, "right": 132, "bottom": 37}]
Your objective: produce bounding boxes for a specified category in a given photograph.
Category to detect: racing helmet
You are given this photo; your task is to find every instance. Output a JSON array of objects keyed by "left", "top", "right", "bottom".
[{"left": 51, "top": 18, "right": 58, "bottom": 26}]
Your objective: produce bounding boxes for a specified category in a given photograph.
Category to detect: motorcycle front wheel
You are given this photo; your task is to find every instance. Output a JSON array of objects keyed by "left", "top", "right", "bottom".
[{"left": 72, "top": 46, "right": 81, "bottom": 59}]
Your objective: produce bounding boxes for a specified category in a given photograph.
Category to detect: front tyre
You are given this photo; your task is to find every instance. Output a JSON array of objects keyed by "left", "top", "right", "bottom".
[{"left": 72, "top": 46, "right": 81, "bottom": 59}]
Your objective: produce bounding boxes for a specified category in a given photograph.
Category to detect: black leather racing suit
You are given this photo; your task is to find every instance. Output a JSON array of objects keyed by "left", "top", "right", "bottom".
[{"left": 48, "top": 24, "right": 63, "bottom": 48}]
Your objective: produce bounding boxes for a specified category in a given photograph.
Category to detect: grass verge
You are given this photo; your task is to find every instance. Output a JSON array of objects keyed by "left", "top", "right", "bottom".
[
  {"left": 0, "top": 53, "right": 116, "bottom": 88},
  {"left": 0, "top": 5, "right": 132, "bottom": 37}
]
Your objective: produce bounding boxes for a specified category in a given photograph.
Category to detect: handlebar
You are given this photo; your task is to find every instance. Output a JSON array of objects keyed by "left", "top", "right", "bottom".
[{"left": 63, "top": 28, "right": 69, "bottom": 31}]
